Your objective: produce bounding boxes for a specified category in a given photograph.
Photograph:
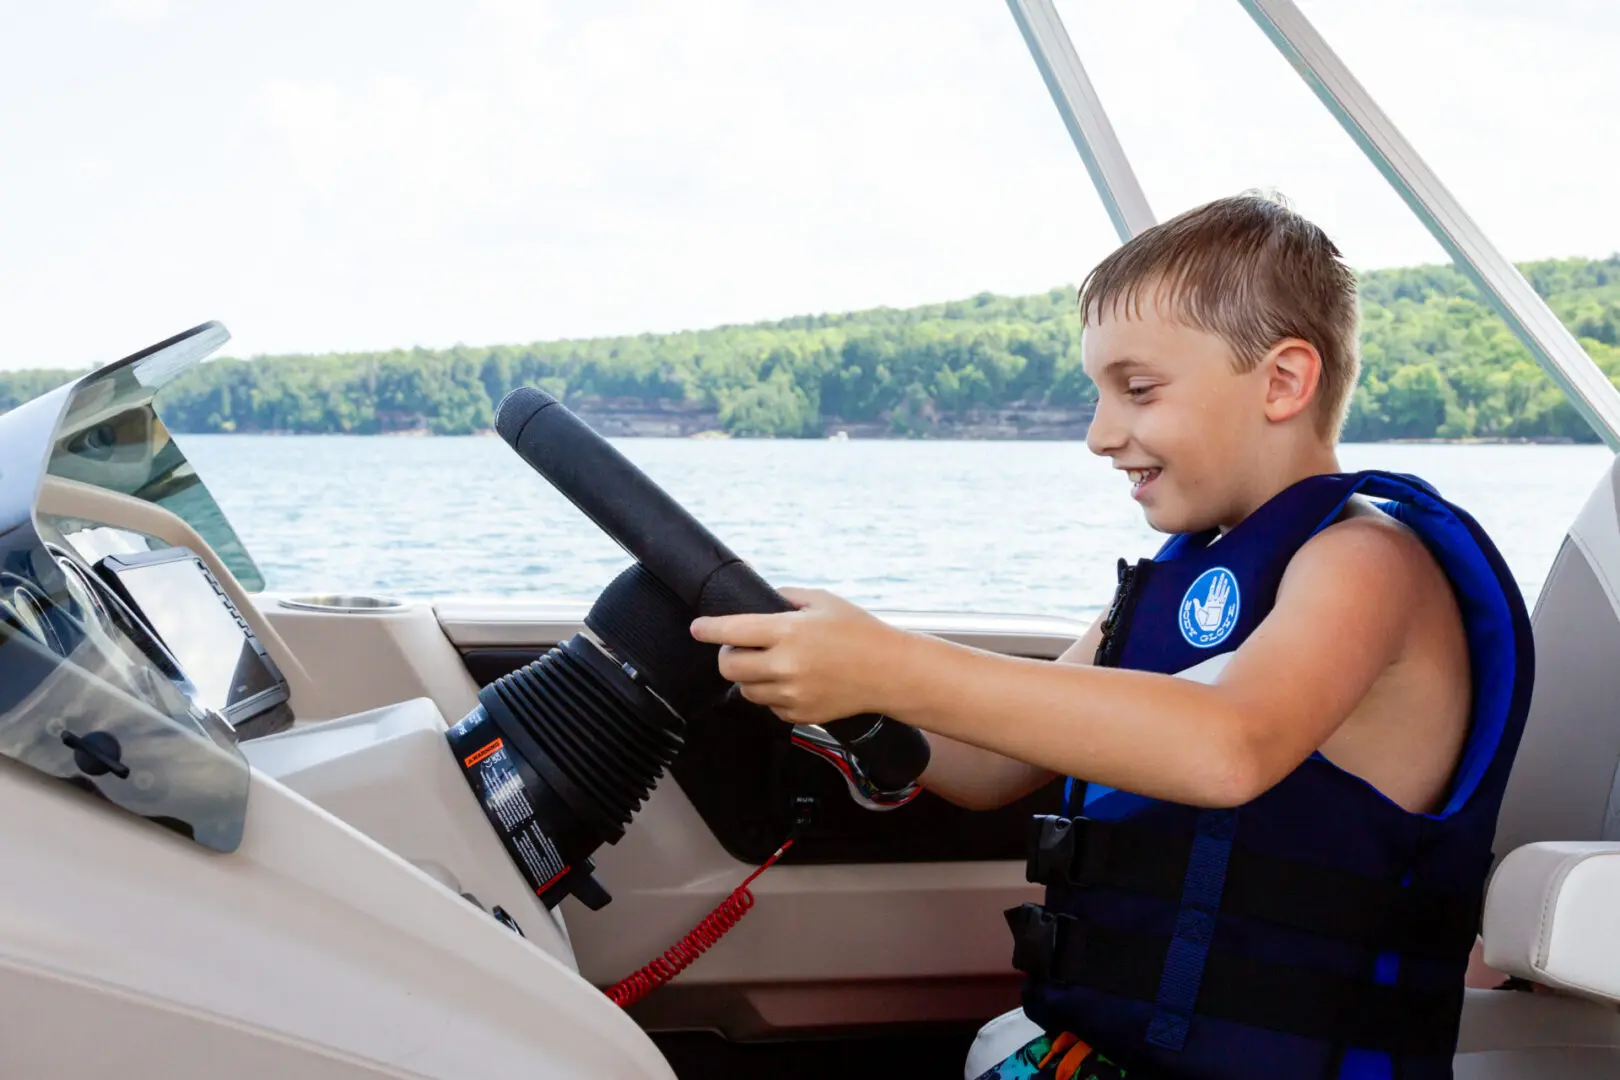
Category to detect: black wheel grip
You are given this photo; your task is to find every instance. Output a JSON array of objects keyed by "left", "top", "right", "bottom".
[
  {"left": 697, "top": 561, "right": 931, "bottom": 791},
  {"left": 496, "top": 386, "right": 744, "bottom": 609}
]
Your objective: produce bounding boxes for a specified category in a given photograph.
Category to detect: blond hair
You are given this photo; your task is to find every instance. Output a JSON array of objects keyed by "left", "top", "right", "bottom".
[{"left": 1077, "top": 192, "right": 1361, "bottom": 439}]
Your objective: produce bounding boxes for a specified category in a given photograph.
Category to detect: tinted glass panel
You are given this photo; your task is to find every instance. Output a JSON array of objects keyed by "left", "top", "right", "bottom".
[{"left": 47, "top": 329, "right": 265, "bottom": 591}]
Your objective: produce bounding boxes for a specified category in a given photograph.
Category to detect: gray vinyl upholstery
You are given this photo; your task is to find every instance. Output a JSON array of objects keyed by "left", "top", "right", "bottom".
[{"left": 1494, "top": 459, "right": 1620, "bottom": 859}]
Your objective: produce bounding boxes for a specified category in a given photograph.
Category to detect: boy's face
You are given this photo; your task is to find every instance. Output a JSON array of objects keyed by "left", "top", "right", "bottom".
[{"left": 1082, "top": 289, "right": 1273, "bottom": 534}]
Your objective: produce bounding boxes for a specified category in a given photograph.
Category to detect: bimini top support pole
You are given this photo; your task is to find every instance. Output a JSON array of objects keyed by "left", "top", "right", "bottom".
[
  {"left": 1005, "top": 0, "right": 1156, "bottom": 243},
  {"left": 1240, "top": 0, "right": 1620, "bottom": 450}
]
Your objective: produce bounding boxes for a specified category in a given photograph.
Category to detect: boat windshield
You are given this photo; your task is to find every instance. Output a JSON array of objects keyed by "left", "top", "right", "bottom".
[{"left": 46, "top": 324, "right": 265, "bottom": 591}]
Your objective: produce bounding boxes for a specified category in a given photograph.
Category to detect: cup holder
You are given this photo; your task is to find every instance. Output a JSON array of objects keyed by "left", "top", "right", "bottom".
[{"left": 278, "top": 594, "right": 407, "bottom": 614}]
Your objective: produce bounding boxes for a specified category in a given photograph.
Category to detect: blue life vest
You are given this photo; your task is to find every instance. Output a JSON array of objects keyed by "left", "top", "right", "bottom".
[{"left": 1007, "top": 470, "right": 1534, "bottom": 1080}]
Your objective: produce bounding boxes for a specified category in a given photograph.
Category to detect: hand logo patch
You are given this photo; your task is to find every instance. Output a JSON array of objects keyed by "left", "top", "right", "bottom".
[{"left": 1179, "top": 567, "right": 1240, "bottom": 648}]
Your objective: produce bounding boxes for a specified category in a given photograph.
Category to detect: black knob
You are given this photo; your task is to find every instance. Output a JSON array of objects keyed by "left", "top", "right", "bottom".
[{"left": 61, "top": 730, "right": 130, "bottom": 780}]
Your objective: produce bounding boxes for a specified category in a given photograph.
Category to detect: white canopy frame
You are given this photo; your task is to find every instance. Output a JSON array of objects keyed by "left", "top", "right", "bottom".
[{"left": 1006, "top": 0, "right": 1620, "bottom": 451}]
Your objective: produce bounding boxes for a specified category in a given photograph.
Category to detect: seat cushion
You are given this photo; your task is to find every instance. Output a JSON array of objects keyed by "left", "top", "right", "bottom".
[{"left": 1483, "top": 842, "right": 1620, "bottom": 1005}]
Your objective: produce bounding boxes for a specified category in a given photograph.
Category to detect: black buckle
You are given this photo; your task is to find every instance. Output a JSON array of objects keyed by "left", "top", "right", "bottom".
[
  {"left": 1026, "top": 814, "right": 1116, "bottom": 886},
  {"left": 1026, "top": 814, "right": 1077, "bottom": 884},
  {"left": 1005, "top": 902, "right": 1059, "bottom": 980}
]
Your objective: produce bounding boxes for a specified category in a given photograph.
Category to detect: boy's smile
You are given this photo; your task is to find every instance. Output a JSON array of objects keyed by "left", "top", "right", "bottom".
[{"left": 1125, "top": 467, "right": 1161, "bottom": 501}]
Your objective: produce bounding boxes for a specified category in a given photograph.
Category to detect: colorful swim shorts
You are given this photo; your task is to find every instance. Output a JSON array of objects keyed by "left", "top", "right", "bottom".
[{"left": 972, "top": 1032, "right": 1131, "bottom": 1080}]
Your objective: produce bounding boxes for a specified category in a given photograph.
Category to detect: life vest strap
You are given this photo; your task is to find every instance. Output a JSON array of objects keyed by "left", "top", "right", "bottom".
[
  {"left": 1026, "top": 815, "right": 1481, "bottom": 958},
  {"left": 1005, "top": 903, "right": 1463, "bottom": 1056}
]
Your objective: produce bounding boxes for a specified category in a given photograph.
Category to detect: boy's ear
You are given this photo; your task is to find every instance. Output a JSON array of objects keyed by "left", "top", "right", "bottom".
[{"left": 1261, "top": 338, "right": 1323, "bottom": 425}]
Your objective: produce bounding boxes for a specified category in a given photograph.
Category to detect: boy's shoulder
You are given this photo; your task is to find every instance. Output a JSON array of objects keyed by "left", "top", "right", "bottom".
[
  {"left": 1286, "top": 497, "right": 1441, "bottom": 598},
  {"left": 1259, "top": 496, "right": 1461, "bottom": 678}
]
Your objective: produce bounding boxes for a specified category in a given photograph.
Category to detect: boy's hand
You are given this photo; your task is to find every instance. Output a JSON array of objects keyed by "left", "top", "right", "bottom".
[{"left": 689, "top": 588, "right": 904, "bottom": 725}]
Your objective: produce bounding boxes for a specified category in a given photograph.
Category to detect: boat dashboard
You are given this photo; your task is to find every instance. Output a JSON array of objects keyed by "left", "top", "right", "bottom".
[{"left": 4, "top": 531, "right": 295, "bottom": 744}]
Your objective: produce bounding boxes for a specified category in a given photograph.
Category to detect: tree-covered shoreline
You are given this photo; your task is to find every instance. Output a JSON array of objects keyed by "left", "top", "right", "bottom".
[{"left": 5, "top": 255, "right": 1617, "bottom": 442}]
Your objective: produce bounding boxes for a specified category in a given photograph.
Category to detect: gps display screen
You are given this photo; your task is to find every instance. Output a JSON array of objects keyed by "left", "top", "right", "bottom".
[{"left": 104, "top": 554, "right": 279, "bottom": 717}]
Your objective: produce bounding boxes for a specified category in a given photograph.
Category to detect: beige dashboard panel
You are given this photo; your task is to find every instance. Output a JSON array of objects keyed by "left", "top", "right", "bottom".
[{"left": 253, "top": 597, "right": 481, "bottom": 725}]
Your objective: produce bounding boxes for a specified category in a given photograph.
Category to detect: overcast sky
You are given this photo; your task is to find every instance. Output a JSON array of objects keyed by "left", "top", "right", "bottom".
[{"left": 2, "top": 0, "right": 1616, "bottom": 372}]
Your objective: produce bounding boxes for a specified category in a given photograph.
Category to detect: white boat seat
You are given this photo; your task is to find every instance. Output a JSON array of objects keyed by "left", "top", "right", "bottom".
[{"left": 1481, "top": 842, "right": 1620, "bottom": 1005}]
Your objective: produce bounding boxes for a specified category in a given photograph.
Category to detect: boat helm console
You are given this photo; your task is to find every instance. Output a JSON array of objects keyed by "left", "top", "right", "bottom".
[
  {"left": 5, "top": 327, "right": 932, "bottom": 904},
  {"left": 443, "top": 385, "right": 933, "bottom": 914},
  {"left": 0, "top": 321, "right": 948, "bottom": 1077}
]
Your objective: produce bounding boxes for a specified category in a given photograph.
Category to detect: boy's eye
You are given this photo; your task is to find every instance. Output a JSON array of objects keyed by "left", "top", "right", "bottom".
[{"left": 1125, "top": 383, "right": 1155, "bottom": 399}]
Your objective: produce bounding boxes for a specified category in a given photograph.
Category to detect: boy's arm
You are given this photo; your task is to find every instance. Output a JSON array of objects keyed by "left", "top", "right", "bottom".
[
  {"left": 916, "top": 616, "right": 1104, "bottom": 811},
  {"left": 885, "top": 519, "right": 1417, "bottom": 808},
  {"left": 693, "top": 516, "right": 1421, "bottom": 810}
]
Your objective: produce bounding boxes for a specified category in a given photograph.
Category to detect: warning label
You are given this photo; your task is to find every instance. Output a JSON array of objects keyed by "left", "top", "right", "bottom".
[
  {"left": 475, "top": 747, "right": 536, "bottom": 833},
  {"left": 471, "top": 745, "right": 568, "bottom": 894},
  {"left": 514, "top": 827, "right": 569, "bottom": 893},
  {"left": 463, "top": 738, "right": 504, "bottom": 768}
]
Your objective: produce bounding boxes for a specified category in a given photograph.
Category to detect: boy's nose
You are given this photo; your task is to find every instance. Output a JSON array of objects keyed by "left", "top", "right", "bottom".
[{"left": 1086, "top": 396, "right": 1125, "bottom": 457}]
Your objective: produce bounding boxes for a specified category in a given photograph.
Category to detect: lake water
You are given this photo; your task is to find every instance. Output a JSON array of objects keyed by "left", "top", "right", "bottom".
[{"left": 179, "top": 435, "right": 1615, "bottom": 623}]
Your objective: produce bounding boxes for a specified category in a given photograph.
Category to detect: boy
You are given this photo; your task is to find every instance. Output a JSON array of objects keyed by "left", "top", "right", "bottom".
[{"left": 690, "top": 193, "right": 1533, "bottom": 1080}]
